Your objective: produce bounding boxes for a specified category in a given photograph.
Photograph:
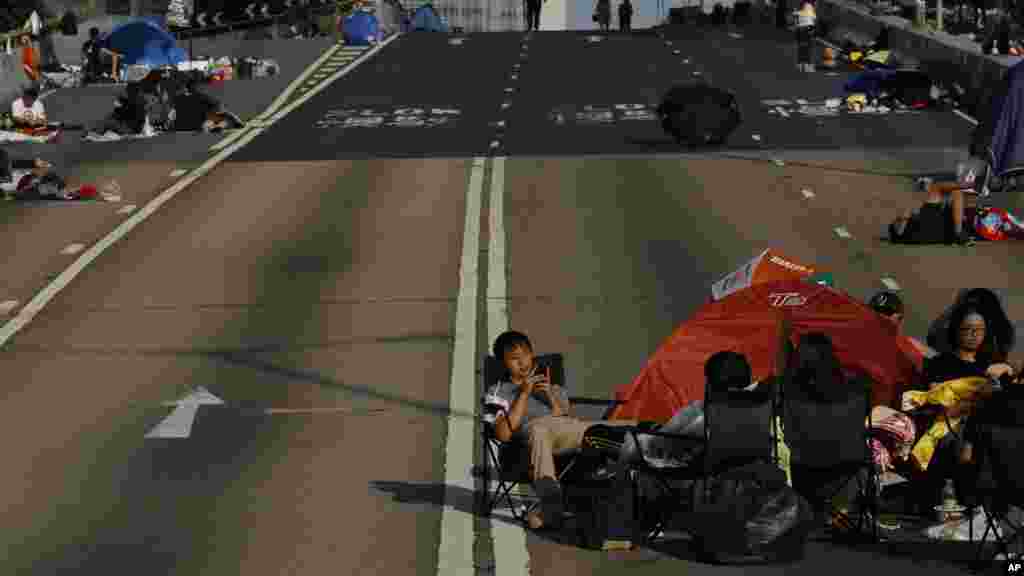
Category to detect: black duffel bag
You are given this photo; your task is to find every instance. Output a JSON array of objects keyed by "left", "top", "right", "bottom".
[{"left": 688, "top": 462, "right": 814, "bottom": 564}]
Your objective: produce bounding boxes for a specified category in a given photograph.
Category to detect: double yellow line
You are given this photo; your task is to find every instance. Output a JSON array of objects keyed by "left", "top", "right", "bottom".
[{"left": 209, "top": 43, "right": 361, "bottom": 152}]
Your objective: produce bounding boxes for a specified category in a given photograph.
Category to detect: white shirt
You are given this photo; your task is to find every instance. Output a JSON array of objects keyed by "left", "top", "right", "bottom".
[{"left": 11, "top": 98, "right": 45, "bottom": 123}]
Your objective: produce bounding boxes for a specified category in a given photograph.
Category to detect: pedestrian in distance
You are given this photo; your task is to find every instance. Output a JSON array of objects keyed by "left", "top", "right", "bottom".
[
  {"left": 595, "top": 0, "right": 611, "bottom": 31},
  {"left": 526, "top": 0, "right": 544, "bottom": 30},
  {"left": 794, "top": 0, "right": 816, "bottom": 72},
  {"left": 619, "top": 0, "right": 633, "bottom": 32}
]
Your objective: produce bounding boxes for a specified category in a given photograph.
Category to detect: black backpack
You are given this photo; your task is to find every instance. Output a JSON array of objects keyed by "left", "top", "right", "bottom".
[{"left": 687, "top": 462, "right": 814, "bottom": 564}]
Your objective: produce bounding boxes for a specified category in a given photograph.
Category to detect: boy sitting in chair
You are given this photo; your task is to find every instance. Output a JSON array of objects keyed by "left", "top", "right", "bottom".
[{"left": 486, "top": 330, "right": 635, "bottom": 531}]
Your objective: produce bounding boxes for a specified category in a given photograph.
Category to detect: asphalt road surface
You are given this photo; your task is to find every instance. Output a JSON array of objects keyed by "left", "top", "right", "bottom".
[{"left": 2, "top": 22, "right": 1021, "bottom": 576}]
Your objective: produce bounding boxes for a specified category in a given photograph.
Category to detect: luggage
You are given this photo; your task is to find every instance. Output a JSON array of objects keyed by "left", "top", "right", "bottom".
[
  {"left": 689, "top": 462, "right": 814, "bottom": 564},
  {"left": 658, "top": 82, "right": 743, "bottom": 148}
]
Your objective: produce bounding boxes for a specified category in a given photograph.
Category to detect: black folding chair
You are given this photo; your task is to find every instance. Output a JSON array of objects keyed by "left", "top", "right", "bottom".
[
  {"left": 622, "top": 378, "right": 776, "bottom": 542},
  {"left": 784, "top": 379, "right": 879, "bottom": 543},
  {"left": 471, "top": 353, "right": 622, "bottom": 521},
  {"left": 972, "top": 421, "right": 1024, "bottom": 566}
]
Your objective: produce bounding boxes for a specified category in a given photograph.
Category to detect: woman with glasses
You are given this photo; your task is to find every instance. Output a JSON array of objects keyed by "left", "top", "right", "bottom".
[{"left": 903, "top": 303, "right": 1018, "bottom": 515}]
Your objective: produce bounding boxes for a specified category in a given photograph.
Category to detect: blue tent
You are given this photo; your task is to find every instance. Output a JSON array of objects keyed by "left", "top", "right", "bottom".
[
  {"left": 411, "top": 4, "right": 447, "bottom": 32},
  {"left": 99, "top": 19, "right": 187, "bottom": 69},
  {"left": 343, "top": 11, "right": 380, "bottom": 46},
  {"left": 985, "top": 60, "right": 1024, "bottom": 178}
]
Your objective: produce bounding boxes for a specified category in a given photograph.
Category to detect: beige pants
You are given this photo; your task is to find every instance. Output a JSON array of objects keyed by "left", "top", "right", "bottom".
[{"left": 525, "top": 415, "right": 636, "bottom": 482}]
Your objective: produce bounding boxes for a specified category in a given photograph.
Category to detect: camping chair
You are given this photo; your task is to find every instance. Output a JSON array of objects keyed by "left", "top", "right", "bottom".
[
  {"left": 621, "top": 378, "right": 776, "bottom": 542},
  {"left": 971, "top": 421, "right": 1024, "bottom": 566},
  {"left": 472, "top": 353, "right": 623, "bottom": 521},
  {"left": 784, "top": 378, "right": 879, "bottom": 543}
]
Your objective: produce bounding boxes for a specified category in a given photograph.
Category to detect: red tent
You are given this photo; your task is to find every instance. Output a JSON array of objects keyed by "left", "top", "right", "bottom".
[{"left": 609, "top": 280, "right": 919, "bottom": 423}]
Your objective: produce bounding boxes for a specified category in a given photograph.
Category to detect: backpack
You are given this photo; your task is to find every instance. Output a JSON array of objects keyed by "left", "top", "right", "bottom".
[{"left": 688, "top": 462, "right": 814, "bottom": 564}]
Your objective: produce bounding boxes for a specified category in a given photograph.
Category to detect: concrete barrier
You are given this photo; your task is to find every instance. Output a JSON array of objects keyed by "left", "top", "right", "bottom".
[{"left": 818, "top": 0, "right": 1022, "bottom": 117}]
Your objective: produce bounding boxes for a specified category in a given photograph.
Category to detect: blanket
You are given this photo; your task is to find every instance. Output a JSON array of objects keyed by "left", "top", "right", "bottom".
[{"left": 903, "top": 377, "right": 991, "bottom": 471}]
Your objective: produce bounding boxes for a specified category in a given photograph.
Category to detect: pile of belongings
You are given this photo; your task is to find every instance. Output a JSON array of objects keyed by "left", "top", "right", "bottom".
[
  {"left": 41, "top": 64, "right": 84, "bottom": 90},
  {"left": 842, "top": 68, "right": 937, "bottom": 111},
  {"left": 175, "top": 57, "right": 280, "bottom": 82},
  {"left": 85, "top": 67, "right": 244, "bottom": 141}
]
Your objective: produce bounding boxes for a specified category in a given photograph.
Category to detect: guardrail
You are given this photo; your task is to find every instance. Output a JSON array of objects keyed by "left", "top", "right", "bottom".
[{"left": 170, "top": 0, "right": 359, "bottom": 40}]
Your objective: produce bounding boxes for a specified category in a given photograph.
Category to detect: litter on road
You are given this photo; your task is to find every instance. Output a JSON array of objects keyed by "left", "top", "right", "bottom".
[{"left": 801, "top": 188, "right": 815, "bottom": 198}]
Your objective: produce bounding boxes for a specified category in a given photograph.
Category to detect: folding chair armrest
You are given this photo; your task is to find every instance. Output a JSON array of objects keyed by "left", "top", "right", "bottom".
[
  {"left": 621, "top": 426, "right": 705, "bottom": 469},
  {"left": 568, "top": 397, "right": 624, "bottom": 406}
]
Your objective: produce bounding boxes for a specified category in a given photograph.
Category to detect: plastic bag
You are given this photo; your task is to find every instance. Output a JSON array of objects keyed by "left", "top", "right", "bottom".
[{"left": 974, "top": 206, "right": 1024, "bottom": 241}]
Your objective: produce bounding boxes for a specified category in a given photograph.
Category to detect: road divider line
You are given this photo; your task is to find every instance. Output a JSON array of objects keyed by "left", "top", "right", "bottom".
[
  {"left": 486, "top": 157, "right": 530, "bottom": 576},
  {"left": 436, "top": 157, "right": 487, "bottom": 576},
  {"left": 169, "top": 168, "right": 187, "bottom": 178}
]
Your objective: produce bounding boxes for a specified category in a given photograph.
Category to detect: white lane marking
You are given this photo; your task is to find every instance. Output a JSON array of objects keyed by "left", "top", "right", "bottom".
[
  {"left": 169, "top": 169, "right": 187, "bottom": 178},
  {"left": 211, "top": 42, "right": 345, "bottom": 152},
  {"left": 117, "top": 204, "right": 137, "bottom": 214},
  {"left": 834, "top": 226, "right": 852, "bottom": 239},
  {"left": 881, "top": 277, "right": 901, "bottom": 291},
  {"left": 954, "top": 109, "right": 979, "bottom": 126},
  {"left": 486, "top": 156, "right": 530, "bottom": 576},
  {"left": 0, "top": 300, "right": 18, "bottom": 314},
  {"left": 61, "top": 243, "right": 85, "bottom": 255},
  {"left": 0, "top": 37, "right": 400, "bottom": 350},
  {"left": 801, "top": 188, "right": 815, "bottom": 199},
  {"left": 436, "top": 157, "right": 487, "bottom": 576},
  {"left": 145, "top": 386, "right": 225, "bottom": 439}
]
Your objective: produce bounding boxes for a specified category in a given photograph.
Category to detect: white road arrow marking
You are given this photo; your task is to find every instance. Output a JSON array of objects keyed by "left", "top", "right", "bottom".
[{"left": 145, "top": 386, "right": 224, "bottom": 439}]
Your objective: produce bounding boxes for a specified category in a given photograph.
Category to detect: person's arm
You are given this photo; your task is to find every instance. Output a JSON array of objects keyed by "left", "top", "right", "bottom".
[{"left": 494, "top": 382, "right": 534, "bottom": 443}]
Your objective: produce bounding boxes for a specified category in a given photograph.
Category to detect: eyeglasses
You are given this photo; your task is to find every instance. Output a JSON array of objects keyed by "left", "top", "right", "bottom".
[{"left": 959, "top": 327, "right": 986, "bottom": 336}]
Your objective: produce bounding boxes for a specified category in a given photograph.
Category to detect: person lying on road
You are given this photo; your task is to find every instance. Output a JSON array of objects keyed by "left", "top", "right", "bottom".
[
  {"left": 888, "top": 176, "right": 974, "bottom": 245},
  {"left": 485, "top": 330, "right": 636, "bottom": 531}
]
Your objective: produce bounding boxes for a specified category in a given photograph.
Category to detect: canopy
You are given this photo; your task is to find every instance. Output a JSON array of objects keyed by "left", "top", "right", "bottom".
[
  {"left": 610, "top": 279, "right": 918, "bottom": 423},
  {"left": 99, "top": 19, "right": 187, "bottom": 68},
  {"left": 710, "top": 249, "right": 820, "bottom": 301},
  {"left": 343, "top": 11, "right": 380, "bottom": 46}
]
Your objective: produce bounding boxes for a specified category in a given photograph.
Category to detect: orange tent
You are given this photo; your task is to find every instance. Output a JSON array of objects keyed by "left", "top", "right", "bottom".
[
  {"left": 610, "top": 279, "right": 918, "bottom": 423},
  {"left": 710, "top": 249, "right": 818, "bottom": 301}
]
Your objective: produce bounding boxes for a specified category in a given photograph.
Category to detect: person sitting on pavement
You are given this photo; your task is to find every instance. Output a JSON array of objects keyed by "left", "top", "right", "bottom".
[
  {"left": 618, "top": 350, "right": 760, "bottom": 466},
  {"left": 11, "top": 84, "right": 49, "bottom": 134},
  {"left": 888, "top": 174, "right": 974, "bottom": 245},
  {"left": 485, "top": 330, "right": 636, "bottom": 531},
  {"left": 867, "top": 290, "right": 937, "bottom": 370}
]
